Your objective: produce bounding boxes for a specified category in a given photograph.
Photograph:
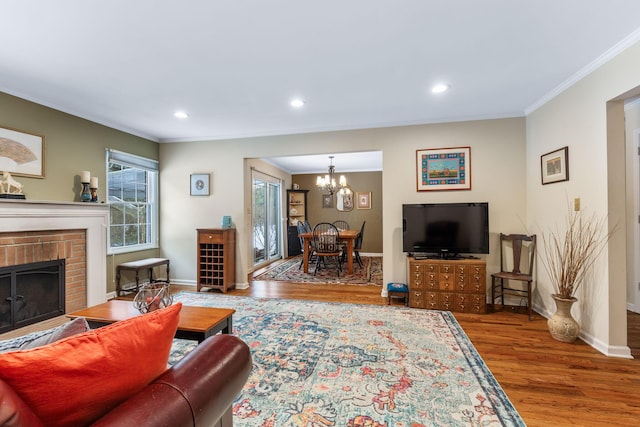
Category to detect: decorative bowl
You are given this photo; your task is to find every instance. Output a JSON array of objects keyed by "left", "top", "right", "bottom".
[{"left": 133, "top": 283, "right": 173, "bottom": 313}]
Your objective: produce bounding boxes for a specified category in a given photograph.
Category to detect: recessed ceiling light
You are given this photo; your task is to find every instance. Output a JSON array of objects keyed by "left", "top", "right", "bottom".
[
  {"left": 290, "top": 98, "right": 305, "bottom": 108},
  {"left": 431, "top": 84, "right": 450, "bottom": 94},
  {"left": 174, "top": 111, "right": 189, "bottom": 119}
]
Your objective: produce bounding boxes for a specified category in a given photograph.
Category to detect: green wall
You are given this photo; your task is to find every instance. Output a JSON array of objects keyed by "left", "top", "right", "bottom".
[{"left": 0, "top": 91, "right": 160, "bottom": 293}]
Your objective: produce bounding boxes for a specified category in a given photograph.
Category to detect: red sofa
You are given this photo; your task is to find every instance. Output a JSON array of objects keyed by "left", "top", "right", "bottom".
[{"left": 0, "top": 334, "right": 252, "bottom": 427}]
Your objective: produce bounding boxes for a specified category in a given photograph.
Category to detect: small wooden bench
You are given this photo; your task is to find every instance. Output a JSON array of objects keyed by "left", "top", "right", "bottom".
[{"left": 116, "top": 257, "right": 170, "bottom": 296}]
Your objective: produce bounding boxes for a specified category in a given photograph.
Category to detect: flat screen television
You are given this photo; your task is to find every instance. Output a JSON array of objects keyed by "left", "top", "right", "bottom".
[{"left": 402, "top": 202, "right": 489, "bottom": 257}]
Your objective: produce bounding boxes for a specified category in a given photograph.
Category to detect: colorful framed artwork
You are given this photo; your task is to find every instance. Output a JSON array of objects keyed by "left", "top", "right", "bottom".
[
  {"left": 322, "top": 194, "right": 333, "bottom": 208},
  {"left": 356, "top": 192, "right": 371, "bottom": 209},
  {"left": 0, "top": 125, "right": 46, "bottom": 178},
  {"left": 416, "top": 146, "right": 471, "bottom": 191},
  {"left": 541, "top": 146, "right": 569, "bottom": 185}
]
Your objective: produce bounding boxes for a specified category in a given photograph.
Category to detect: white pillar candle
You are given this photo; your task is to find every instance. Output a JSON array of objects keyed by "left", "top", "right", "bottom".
[
  {"left": 80, "top": 171, "right": 90, "bottom": 183},
  {"left": 90, "top": 177, "right": 98, "bottom": 188}
]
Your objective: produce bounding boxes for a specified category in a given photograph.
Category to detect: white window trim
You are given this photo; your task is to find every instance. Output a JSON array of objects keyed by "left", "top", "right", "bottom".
[{"left": 106, "top": 149, "right": 159, "bottom": 255}]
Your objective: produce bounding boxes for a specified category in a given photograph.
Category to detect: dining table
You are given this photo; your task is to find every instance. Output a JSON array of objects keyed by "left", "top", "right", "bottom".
[{"left": 298, "top": 229, "right": 360, "bottom": 274}]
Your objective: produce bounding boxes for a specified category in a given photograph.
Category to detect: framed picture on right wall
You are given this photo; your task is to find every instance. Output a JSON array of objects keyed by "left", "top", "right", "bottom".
[{"left": 541, "top": 146, "right": 569, "bottom": 185}]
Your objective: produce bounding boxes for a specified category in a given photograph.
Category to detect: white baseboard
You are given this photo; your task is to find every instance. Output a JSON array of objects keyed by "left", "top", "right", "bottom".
[
  {"left": 361, "top": 252, "right": 382, "bottom": 257},
  {"left": 158, "top": 278, "right": 250, "bottom": 290},
  {"left": 168, "top": 279, "right": 196, "bottom": 286},
  {"left": 579, "top": 330, "right": 633, "bottom": 359}
]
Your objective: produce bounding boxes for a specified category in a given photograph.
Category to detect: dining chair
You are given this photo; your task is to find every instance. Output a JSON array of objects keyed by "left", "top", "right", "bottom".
[
  {"left": 312, "top": 222, "right": 342, "bottom": 277},
  {"left": 333, "top": 220, "right": 350, "bottom": 261},
  {"left": 297, "top": 221, "right": 315, "bottom": 269},
  {"left": 333, "top": 220, "right": 350, "bottom": 231},
  {"left": 353, "top": 221, "right": 366, "bottom": 268},
  {"left": 490, "top": 233, "right": 536, "bottom": 320},
  {"left": 340, "top": 220, "right": 366, "bottom": 267}
]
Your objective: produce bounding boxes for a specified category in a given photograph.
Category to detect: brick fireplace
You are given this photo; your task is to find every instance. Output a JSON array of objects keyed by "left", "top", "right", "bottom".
[
  {"left": 0, "top": 229, "right": 86, "bottom": 313},
  {"left": 0, "top": 200, "right": 109, "bottom": 308}
]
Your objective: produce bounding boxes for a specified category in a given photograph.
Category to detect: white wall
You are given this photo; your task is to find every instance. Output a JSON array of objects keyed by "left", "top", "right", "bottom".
[
  {"left": 526, "top": 40, "right": 640, "bottom": 357},
  {"left": 159, "top": 118, "right": 526, "bottom": 290}
]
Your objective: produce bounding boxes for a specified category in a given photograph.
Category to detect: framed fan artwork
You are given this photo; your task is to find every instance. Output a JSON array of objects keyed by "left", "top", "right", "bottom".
[{"left": 0, "top": 125, "right": 45, "bottom": 178}]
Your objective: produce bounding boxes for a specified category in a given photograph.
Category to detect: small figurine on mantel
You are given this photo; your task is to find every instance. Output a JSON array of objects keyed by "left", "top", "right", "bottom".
[{"left": 0, "top": 171, "right": 26, "bottom": 199}]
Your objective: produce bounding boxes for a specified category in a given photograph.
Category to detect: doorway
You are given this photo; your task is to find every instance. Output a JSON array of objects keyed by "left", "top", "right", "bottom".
[
  {"left": 633, "top": 127, "right": 640, "bottom": 315},
  {"left": 622, "top": 96, "right": 640, "bottom": 356},
  {"left": 252, "top": 170, "right": 283, "bottom": 268}
]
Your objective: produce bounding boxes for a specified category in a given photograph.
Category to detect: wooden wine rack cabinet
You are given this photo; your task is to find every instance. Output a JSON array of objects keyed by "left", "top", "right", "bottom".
[
  {"left": 197, "top": 228, "right": 236, "bottom": 293},
  {"left": 407, "top": 257, "right": 486, "bottom": 314}
]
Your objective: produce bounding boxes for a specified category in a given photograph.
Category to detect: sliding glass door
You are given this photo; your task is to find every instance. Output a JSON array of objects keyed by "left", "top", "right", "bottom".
[{"left": 252, "top": 170, "right": 283, "bottom": 266}]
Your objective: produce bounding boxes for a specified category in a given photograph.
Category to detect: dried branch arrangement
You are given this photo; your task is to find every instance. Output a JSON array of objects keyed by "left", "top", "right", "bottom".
[{"left": 541, "top": 204, "right": 614, "bottom": 299}]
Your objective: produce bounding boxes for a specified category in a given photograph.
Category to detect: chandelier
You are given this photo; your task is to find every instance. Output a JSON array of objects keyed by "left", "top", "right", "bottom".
[{"left": 316, "top": 156, "right": 347, "bottom": 196}]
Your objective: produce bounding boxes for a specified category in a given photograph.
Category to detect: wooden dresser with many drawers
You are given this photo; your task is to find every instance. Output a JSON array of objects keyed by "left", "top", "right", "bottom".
[{"left": 407, "top": 257, "right": 487, "bottom": 313}]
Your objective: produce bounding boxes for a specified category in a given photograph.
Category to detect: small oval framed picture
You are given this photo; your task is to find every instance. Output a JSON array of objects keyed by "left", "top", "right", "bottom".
[{"left": 190, "top": 173, "right": 210, "bottom": 196}]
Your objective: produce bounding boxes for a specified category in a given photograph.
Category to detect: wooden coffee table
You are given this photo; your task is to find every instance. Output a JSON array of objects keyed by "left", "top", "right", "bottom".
[{"left": 67, "top": 300, "right": 235, "bottom": 343}]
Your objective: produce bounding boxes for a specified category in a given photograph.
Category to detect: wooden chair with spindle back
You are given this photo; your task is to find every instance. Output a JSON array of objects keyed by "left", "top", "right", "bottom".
[{"left": 312, "top": 222, "right": 342, "bottom": 277}]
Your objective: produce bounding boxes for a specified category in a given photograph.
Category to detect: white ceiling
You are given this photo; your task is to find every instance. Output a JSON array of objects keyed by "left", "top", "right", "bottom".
[
  {"left": 2, "top": 0, "right": 640, "bottom": 150},
  {"left": 262, "top": 151, "right": 383, "bottom": 175}
]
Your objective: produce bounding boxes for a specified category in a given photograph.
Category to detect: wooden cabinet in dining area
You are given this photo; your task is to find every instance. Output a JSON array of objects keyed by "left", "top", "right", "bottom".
[
  {"left": 286, "top": 189, "right": 308, "bottom": 256},
  {"left": 407, "top": 257, "right": 486, "bottom": 313}
]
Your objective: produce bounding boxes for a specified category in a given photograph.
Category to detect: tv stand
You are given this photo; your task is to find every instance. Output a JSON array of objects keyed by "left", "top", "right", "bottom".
[
  {"left": 412, "top": 253, "right": 478, "bottom": 261},
  {"left": 407, "top": 256, "right": 486, "bottom": 313}
]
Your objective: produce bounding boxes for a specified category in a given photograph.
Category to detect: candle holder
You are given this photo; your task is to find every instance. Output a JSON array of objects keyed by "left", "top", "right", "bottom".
[
  {"left": 81, "top": 182, "right": 91, "bottom": 202},
  {"left": 90, "top": 187, "right": 98, "bottom": 203}
]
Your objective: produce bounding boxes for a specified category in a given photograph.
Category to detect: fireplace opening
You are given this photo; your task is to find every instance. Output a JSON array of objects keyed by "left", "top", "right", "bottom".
[{"left": 0, "top": 259, "right": 66, "bottom": 334}]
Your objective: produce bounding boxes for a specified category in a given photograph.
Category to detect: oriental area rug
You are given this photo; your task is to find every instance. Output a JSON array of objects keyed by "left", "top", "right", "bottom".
[
  {"left": 253, "top": 255, "right": 383, "bottom": 286},
  {"left": 169, "top": 292, "right": 525, "bottom": 427}
]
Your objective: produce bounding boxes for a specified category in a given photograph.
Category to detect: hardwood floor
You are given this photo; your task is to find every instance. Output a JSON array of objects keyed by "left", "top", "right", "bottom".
[
  {"left": 2, "top": 274, "right": 639, "bottom": 425},
  {"left": 233, "top": 279, "right": 640, "bottom": 426}
]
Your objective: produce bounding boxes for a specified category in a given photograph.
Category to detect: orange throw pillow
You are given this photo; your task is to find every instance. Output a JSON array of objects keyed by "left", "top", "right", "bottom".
[{"left": 0, "top": 302, "right": 182, "bottom": 427}]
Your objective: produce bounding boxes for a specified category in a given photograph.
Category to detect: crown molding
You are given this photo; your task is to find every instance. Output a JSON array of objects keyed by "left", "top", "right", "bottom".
[{"left": 525, "top": 28, "right": 640, "bottom": 116}]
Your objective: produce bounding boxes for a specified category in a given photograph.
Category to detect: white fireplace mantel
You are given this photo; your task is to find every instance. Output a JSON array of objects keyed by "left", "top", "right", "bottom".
[{"left": 0, "top": 200, "right": 109, "bottom": 306}]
